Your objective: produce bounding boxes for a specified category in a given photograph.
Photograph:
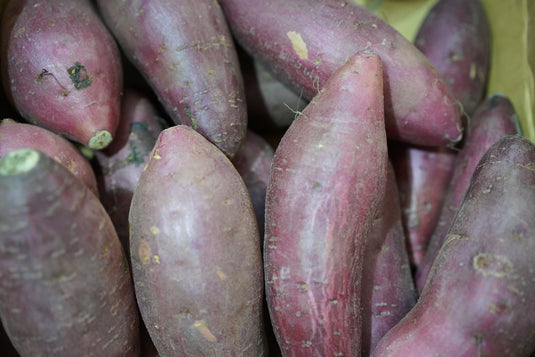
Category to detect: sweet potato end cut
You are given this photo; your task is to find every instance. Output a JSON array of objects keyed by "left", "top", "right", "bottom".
[{"left": 0, "top": 148, "right": 40, "bottom": 175}]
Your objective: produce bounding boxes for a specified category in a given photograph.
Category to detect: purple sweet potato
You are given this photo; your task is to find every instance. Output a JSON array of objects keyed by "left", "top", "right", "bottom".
[
  {"left": 389, "top": 142, "right": 457, "bottom": 267},
  {"left": 219, "top": 0, "right": 462, "bottom": 147},
  {"left": 415, "top": 0, "right": 491, "bottom": 117},
  {"left": 251, "top": 60, "right": 308, "bottom": 129},
  {"left": 415, "top": 94, "right": 521, "bottom": 293},
  {"left": 228, "top": 129, "right": 280, "bottom": 357},
  {"left": 239, "top": 46, "right": 308, "bottom": 131},
  {"left": 92, "top": 89, "right": 166, "bottom": 357},
  {"left": 372, "top": 135, "right": 535, "bottom": 357},
  {"left": 264, "top": 50, "right": 388, "bottom": 356},
  {"left": 231, "top": 129, "right": 274, "bottom": 240},
  {"left": 0, "top": 148, "right": 139, "bottom": 356},
  {"left": 0, "top": 118, "right": 99, "bottom": 196},
  {"left": 0, "top": 0, "right": 123, "bottom": 150},
  {"left": 93, "top": 90, "right": 166, "bottom": 357},
  {"left": 231, "top": 129, "right": 278, "bottom": 356},
  {"left": 128, "top": 125, "right": 266, "bottom": 355},
  {"left": 94, "top": 89, "right": 167, "bottom": 253},
  {"left": 96, "top": 0, "right": 247, "bottom": 158},
  {"left": 361, "top": 161, "right": 417, "bottom": 356}
]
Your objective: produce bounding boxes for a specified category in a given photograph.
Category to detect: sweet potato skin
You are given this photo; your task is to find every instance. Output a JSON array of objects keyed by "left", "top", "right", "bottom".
[
  {"left": 94, "top": 89, "right": 166, "bottom": 357},
  {"left": 0, "top": 148, "right": 139, "bottom": 356},
  {"left": 94, "top": 89, "right": 167, "bottom": 253},
  {"left": 415, "top": 94, "right": 520, "bottom": 292},
  {"left": 415, "top": 0, "right": 491, "bottom": 116},
  {"left": 220, "top": 0, "right": 462, "bottom": 146},
  {"left": 264, "top": 51, "right": 388, "bottom": 356},
  {"left": 0, "top": 118, "right": 99, "bottom": 196},
  {"left": 128, "top": 125, "right": 266, "bottom": 356},
  {"left": 231, "top": 129, "right": 274, "bottom": 240},
  {"left": 372, "top": 135, "right": 535, "bottom": 357},
  {"left": 239, "top": 47, "right": 308, "bottom": 131},
  {"left": 251, "top": 60, "right": 308, "bottom": 130},
  {"left": 231, "top": 129, "right": 278, "bottom": 356},
  {"left": 96, "top": 0, "right": 247, "bottom": 158},
  {"left": 1, "top": 0, "right": 122, "bottom": 150},
  {"left": 361, "top": 161, "right": 417, "bottom": 356},
  {"left": 390, "top": 142, "right": 457, "bottom": 267}
]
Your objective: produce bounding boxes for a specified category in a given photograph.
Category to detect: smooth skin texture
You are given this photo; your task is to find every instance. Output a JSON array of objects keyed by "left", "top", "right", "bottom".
[
  {"left": 415, "top": 94, "right": 521, "bottom": 292},
  {"left": 373, "top": 136, "right": 535, "bottom": 357},
  {"left": 0, "top": 149, "right": 139, "bottom": 356},
  {"left": 0, "top": 118, "right": 99, "bottom": 196},
  {"left": 220, "top": 0, "right": 463, "bottom": 147},
  {"left": 129, "top": 125, "right": 267, "bottom": 356},
  {"left": 1, "top": 0, "right": 122, "bottom": 150},
  {"left": 96, "top": 0, "right": 248, "bottom": 158}
]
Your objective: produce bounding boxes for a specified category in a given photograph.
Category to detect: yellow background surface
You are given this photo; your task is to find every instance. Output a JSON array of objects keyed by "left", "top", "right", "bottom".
[{"left": 355, "top": 0, "right": 535, "bottom": 142}]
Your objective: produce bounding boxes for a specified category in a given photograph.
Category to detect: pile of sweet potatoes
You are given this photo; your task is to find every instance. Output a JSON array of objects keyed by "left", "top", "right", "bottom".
[{"left": 0, "top": 0, "right": 533, "bottom": 356}]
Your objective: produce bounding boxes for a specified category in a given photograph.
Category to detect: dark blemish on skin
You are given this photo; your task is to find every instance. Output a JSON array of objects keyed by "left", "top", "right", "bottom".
[
  {"left": 36, "top": 69, "right": 70, "bottom": 96},
  {"left": 67, "top": 62, "right": 92, "bottom": 90},
  {"left": 472, "top": 333, "right": 484, "bottom": 357}
]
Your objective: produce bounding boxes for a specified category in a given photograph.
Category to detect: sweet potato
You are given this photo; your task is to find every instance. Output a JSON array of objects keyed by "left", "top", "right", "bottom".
[
  {"left": 128, "top": 125, "right": 266, "bottom": 355},
  {"left": 231, "top": 129, "right": 279, "bottom": 356},
  {"left": 264, "top": 50, "right": 388, "bottom": 356},
  {"left": 219, "top": 0, "right": 462, "bottom": 147},
  {"left": 252, "top": 60, "right": 308, "bottom": 129},
  {"left": 94, "top": 89, "right": 167, "bottom": 253},
  {"left": 239, "top": 46, "right": 308, "bottom": 131},
  {"left": 389, "top": 142, "right": 457, "bottom": 267},
  {"left": 96, "top": 0, "right": 247, "bottom": 158},
  {"left": 415, "top": 94, "right": 521, "bottom": 292},
  {"left": 414, "top": 0, "right": 491, "bottom": 117},
  {"left": 0, "top": 118, "right": 99, "bottom": 196},
  {"left": 0, "top": 148, "right": 139, "bottom": 356},
  {"left": 0, "top": 0, "right": 122, "bottom": 150},
  {"left": 361, "top": 161, "right": 417, "bottom": 356},
  {"left": 231, "top": 129, "right": 274, "bottom": 240},
  {"left": 94, "top": 90, "right": 166, "bottom": 357},
  {"left": 372, "top": 135, "right": 535, "bottom": 357}
]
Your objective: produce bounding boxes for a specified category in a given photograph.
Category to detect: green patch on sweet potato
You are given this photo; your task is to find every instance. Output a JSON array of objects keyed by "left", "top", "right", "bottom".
[
  {"left": 131, "top": 121, "right": 149, "bottom": 132},
  {"left": 184, "top": 104, "right": 198, "bottom": 130},
  {"left": 67, "top": 62, "right": 92, "bottom": 89},
  {"left": 125, "top": 142, "right": 145, "bottom": 166},
  {"left": 124, "top": 121, "right": 158, "bottom": 167}
]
